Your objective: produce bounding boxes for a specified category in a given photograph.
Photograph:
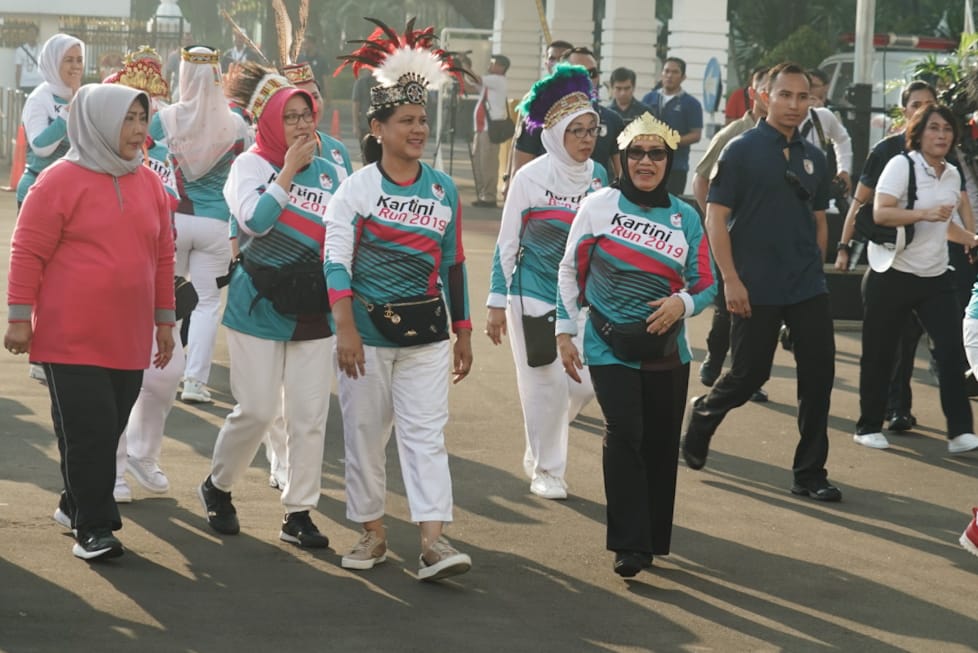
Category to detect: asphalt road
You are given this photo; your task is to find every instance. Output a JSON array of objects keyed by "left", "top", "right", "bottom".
[{"left": 1, "top": 153, "right": 977, "bottom": 652}]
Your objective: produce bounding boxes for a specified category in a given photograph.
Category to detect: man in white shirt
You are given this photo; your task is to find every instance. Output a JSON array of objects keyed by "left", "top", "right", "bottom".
[
  {"left": 15, "top": 24, "right": 42, "bottom": 94},
  {"left": 472, "top": 54, "right": 510, "bottom": 208}
]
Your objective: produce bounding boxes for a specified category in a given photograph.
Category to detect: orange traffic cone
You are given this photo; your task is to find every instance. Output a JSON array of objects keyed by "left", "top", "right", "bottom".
[
  {"left": 4, "top": 124, "right": 27, "bottom": 192},
  {"left": 330, "top": 109, "right": 341, "bottom": 138}
]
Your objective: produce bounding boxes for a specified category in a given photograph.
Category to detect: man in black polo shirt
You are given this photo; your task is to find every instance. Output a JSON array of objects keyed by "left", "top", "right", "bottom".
[
  {"left": 607, "top": 66, "right": 651, "bottom": 126},
  {"left": 682, "top": 62, "right": 842, "bottom": 502},
  {"left": 511, "top": 47, "right": 624, "bottom": 179}
]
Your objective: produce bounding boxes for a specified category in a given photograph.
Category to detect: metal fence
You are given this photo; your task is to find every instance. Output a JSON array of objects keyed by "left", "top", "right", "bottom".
[{"left": 0, "top": 87, "right": 26, "bottom": 162}]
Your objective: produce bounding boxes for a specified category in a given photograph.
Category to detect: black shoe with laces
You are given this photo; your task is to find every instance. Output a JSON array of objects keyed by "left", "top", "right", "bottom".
[
  {"left": 198, "top": 476, "right": 240, "bottom": 535},
  {"left": 791, "top": 479, "right": 842, "bottom": 502},
  {"left": 72, "top": 529, "right": 123, "bottom": 560},
  {"left": 280, "top": 511, "right": 330, "bottom": 548}
]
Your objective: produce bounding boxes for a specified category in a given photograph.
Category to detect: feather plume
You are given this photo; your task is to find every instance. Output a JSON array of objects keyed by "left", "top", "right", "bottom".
[
  {"left": 220, "top": 9, "right": 270, "bottom": 65},
  {"left": 373, "top": 46, "right": 448, "bottom": 89},
  {"left": 291, "top": 0, "right": 309, "bottom": 64},
  {"left": 519, "top": 63, "right": 593, "bottom": 132},
  {"left": 272, "top": 0, "right": 292, "bottom": 66}
]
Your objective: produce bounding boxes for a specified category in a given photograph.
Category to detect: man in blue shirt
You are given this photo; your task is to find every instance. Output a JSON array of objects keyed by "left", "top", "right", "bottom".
[
  {"left": 642, "top": 57, "right": 703, "bottom": 195},
  {"left": 681, "top": 62, "right": 842, "bottom": 502}
]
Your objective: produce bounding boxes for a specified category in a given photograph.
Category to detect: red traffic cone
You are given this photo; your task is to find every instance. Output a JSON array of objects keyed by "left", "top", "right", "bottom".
[
  {"left": 330, "top": 109, "right": 341, "bottom": 138},
  {"left": 4, "top": 124, "right": 27, "bottom": 192}
]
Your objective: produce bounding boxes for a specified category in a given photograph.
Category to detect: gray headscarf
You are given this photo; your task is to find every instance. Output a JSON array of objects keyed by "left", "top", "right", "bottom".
[{"left": 63, "top": 84, "right": 149, "bottom": 177}]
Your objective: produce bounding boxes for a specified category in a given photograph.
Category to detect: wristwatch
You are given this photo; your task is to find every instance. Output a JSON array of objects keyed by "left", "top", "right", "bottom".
[{"left": 836, "top": 241, "right": 851, "bottom": 254}]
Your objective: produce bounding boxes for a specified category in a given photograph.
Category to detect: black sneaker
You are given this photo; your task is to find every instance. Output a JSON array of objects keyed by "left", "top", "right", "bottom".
[
  {"left": 72, "top": 530, "right": 123, "bottom": 560},
  {"left": 613, "top": 552, "right": 646, "bottom": 578},
  {"left": 198, "top": 476, "right": 240, "bottom": 535},
  {"left": 699, "top": 356, "right": 721, "bottom": 387},
  {"left": 886, "top": 412, "right": 917, "bottom": 432},
  {"left": 791, "top": 479, "right": 842, "bottom": 502},
  {"left": 280, "top": 511, "right": 330, "bottom": 548},
  {"left": 750, "top": 387, "right": 769, "bottom": 403}
]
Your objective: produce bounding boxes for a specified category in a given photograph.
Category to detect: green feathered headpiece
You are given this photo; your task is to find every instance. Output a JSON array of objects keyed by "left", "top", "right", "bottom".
[{"left": 518, "top": 63, "right": 593, "bottom": 133}]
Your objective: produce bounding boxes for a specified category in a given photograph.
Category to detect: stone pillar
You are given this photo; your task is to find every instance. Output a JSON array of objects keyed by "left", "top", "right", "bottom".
[
  {"left": 493, "top": 0, "right": 543, "bottom": 99},
  {"left": 548, "top": 0, "right": 595, "bottom": 57},
  {"left": 663, "top": 0, "right": 729, "bottom": 194},
  {"left": 600, "top": 0, "right": 660, "bottom": 97}
]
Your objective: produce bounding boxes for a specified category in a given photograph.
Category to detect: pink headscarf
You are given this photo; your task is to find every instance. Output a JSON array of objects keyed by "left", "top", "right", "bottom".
[{"left": 252, "top": 87, "right": 316, "bottom": 168}]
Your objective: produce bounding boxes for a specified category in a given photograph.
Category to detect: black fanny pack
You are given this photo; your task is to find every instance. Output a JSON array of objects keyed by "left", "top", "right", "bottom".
[
  {"left": 240, "top": 255, "right": 329, "bottom": 316},
  {"left": 174, "top": 275, "right": 198, "bottom": 321},
  {"left": 590, "top": 306, "right": 680, "bottom": 362},
  {"left": 357, "top": 294, "right": 449, "bottom": 346}
]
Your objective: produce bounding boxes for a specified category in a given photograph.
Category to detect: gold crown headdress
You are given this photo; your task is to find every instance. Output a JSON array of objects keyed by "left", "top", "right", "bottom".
[
  {"left": 617, "top": 112, "right": 680, "bottom": 150},
  {"left": 335, "top": 18, "right": 472, "bottom": 117},
  {"left": 103, "top": 46, "right": 170, "bottom": 100},
  {"left": 182, "top": 48, "right": 220, "bottom": 65}
]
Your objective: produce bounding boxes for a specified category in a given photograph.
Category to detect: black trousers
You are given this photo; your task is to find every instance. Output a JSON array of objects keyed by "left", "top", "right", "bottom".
[
  {"left": 887, "top": 244, "right": 974, "bottom": 414},
  {"left": 705, "top": 268, "right": 731, "bottom": 367},
  {"left": 591, "top": 363, "right": 689, "bottom": 556},
  {"left": 44, "top": 364, "right": 143, "bottom": 534},
  {"left": 686, "top": 293, "right": 836, "bottom": 484},
  {"left": 858, "top": 268, "right": 972, "bottom": 437}
]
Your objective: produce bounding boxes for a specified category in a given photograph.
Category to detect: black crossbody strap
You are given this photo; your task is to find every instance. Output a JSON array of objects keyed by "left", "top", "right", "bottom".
[{"left": 902, "top": 151, "right": 917, "bottom": 210}]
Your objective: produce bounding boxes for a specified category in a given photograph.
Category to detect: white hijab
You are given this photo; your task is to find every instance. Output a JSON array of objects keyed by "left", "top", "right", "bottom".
[
  {"left": 37, "top": 33, "right": 84, "bottom": 100},
  {"left": 157, "top": 46, "right": 240, "bottom": 181},
  {"left": 540, "top": 106, "right": 598, "bottom": 196},
  {"left": 63, "top": 84, "right": 147, "bottom": 177}
]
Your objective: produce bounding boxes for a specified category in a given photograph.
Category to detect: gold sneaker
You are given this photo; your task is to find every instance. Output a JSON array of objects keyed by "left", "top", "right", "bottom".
[
  {"left": 418, "top": 536, "right": 471, "bottom": 581},
  {"left": 341, "top": 529, "right": 387, "bottom": 570}
]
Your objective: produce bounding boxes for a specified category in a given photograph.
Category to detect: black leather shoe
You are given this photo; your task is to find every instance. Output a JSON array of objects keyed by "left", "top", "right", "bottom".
[
  {"left": 613, "top": 552, "right": 646, "bottom": 578},
  {"left": 791, "top": 479, "right": 842, "bottom": 502},
  {"left": 699, "top": 357, "right": 720, "bottom": 387},
  {"left": 682, "top": 431, "right": 710, "bottom": 470},
  {"left": 886, "top": 412, "right": 917, "bottom": 432},
  {"left": 750, "top": 387, "right": 769, "bottom": 403}
]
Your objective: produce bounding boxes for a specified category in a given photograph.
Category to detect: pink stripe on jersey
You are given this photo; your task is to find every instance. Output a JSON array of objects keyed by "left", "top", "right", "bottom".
[{"left": 598, "top": 238, "right": 684, "bottom": 293}]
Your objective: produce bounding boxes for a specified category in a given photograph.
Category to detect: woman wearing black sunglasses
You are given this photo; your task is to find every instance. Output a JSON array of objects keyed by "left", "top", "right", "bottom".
[{"left": 556, "top": 113, "right": 716, "bottom": 578}]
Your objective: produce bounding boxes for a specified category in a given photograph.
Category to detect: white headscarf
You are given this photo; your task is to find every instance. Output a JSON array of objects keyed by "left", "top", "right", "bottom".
[
  {"left": 37, "top": 33, "right": 85, "bottom": 100},
  {"left": 63, "top": 84, "right": 147, "bottom": 177},
  {"left": 157, "top": 46, "right": 240, "bottom": 181},
  {"left": 540, "top": 106, "right": 598, "bottom": 196}
]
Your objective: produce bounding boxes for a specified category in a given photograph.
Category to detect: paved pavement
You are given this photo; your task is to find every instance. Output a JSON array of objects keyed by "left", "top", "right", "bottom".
[{"left": 1, "top": 151, "right": 977, "bottom": 652}]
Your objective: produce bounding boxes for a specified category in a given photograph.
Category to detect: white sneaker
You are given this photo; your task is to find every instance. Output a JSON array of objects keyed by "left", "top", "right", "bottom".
[
  {"left": 181, "top": 378, "right": 213, "bottom": 404},
  {"left": 113, "top": 478, "right": 132, "bottom": 503},
  {"left": 530, "top": 472, "right": 568, "bottom": 500},
  {"left": 127, "top": 456, "right": 170, "bottom": 493},
  {"left": 948, "top": 432, "right": 978, "bottom": 454},
  {"left": 53, "top": 507, "right": 72, "bottom": 529},
  {"left": 28, "top": 363, "right": 47, "bottom": 386},
  {"left": 853, "top": 432, "right": 890, "bottom": 449}
]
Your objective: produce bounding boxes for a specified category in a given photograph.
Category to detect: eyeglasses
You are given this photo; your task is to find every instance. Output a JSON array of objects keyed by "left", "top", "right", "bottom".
[
  {"left": 626, "top": 147, "right": 669, "bottom": 162},
  {"left": 283, "top": 110, "right": 316, "bottom": 126},
  {"left": 567, "top": 126, "right": 601, "bottom": 139},
  {"left": 784, "top": 169, "right": 812, "bottom": 201},
  {"left": 586, "top": 67, "right": 600, "bottom": 79}
]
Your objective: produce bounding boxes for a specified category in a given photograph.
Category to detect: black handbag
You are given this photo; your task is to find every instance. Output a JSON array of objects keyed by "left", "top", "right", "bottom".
[
  {"left": 240, "top": 255, "right": 329, "bottom": 316},
  {"left": 174, "top": 276, "right": 198, "bottom": 321},
  {"left": 589, "top": 305, "right": 680, "bottom": 362},
  {"left": 485, "top": 96, "right": 515, "bottom": 144},
  {"left": 521, "top": 309, "right": 558, "bottom": 367},
  {"left": 357, "top": 294, "right": 450, "bottom": 346},
  {"left": 855, "top": 151, "right": 917, "bottom": 245}
]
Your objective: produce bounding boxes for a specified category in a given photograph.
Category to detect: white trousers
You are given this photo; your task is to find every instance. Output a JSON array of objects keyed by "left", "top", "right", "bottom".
[
  {"left": 116, "top": 326, "right": 185, "bottom": 477},
  {"left": 506, "top": 296, "right": 593, "bottom": 481},
  {"left": 210, "top": 329, "right": 333, "bottom": 513},
  {"left": 339, "top": 341, "right": 454, "bottom": 524},
  {"left": 963, "top": 317, "right": 978, "bottom": 376},
  {"left": 174, "top": 212, "right": 231, "bottom": 385},
  {"left": 263, "top": 390, "right": 289, "bottom": 478}
]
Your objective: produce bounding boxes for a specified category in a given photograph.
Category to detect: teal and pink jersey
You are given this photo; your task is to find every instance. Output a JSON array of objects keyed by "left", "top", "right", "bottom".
[
  {"left": 324, "top": 162, "right": 471, "bottom": 347},
  {"left": 556, "top": 188, "right": 716, "bottom": 368},
  {"left": 222, "top": 151, "right": 343, "bottom": 341},
  {"left": 487, "top": 155, "right": 608, "bottom": 308}
]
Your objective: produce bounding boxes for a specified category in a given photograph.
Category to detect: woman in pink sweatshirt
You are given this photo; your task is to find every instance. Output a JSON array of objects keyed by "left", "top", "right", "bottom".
[{"left": 5, "top": 83, "right": 176, "bottom": 561}]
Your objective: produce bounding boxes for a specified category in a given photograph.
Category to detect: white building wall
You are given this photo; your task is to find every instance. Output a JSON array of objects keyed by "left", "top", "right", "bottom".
[{"left": 600, "top": 0, "right": 660, "bottom": 98}]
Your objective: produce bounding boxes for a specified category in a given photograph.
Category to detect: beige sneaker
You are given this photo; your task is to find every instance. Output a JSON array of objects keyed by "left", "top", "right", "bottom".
[
  {"left": 341, "top": 529, "right": 387, "bottom": 570},
  {"left": 418, "top": 536, "right": 471, "bottom": 582}
]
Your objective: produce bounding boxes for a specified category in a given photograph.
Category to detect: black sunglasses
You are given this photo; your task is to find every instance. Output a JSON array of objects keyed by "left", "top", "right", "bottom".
[
  {"left": 587, "top": 67, "right": 600, "bottom": 79},
  {"left": 626, "top": 147, "right": 669, "bottom": 162},
  {"left": 784, "top": 169, "right": 812, "bottom": 201}
]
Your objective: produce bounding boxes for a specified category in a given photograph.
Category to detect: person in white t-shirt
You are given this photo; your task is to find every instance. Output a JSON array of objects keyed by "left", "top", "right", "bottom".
[
  {"left": 471, "top": 54, "right": 510, "bottom": 208},
  {"left": 15, "top": 25, "right": 42, "bottom": 93},
  {"left": 854, "top": 104, "right": 978, "bottom": 455}
]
